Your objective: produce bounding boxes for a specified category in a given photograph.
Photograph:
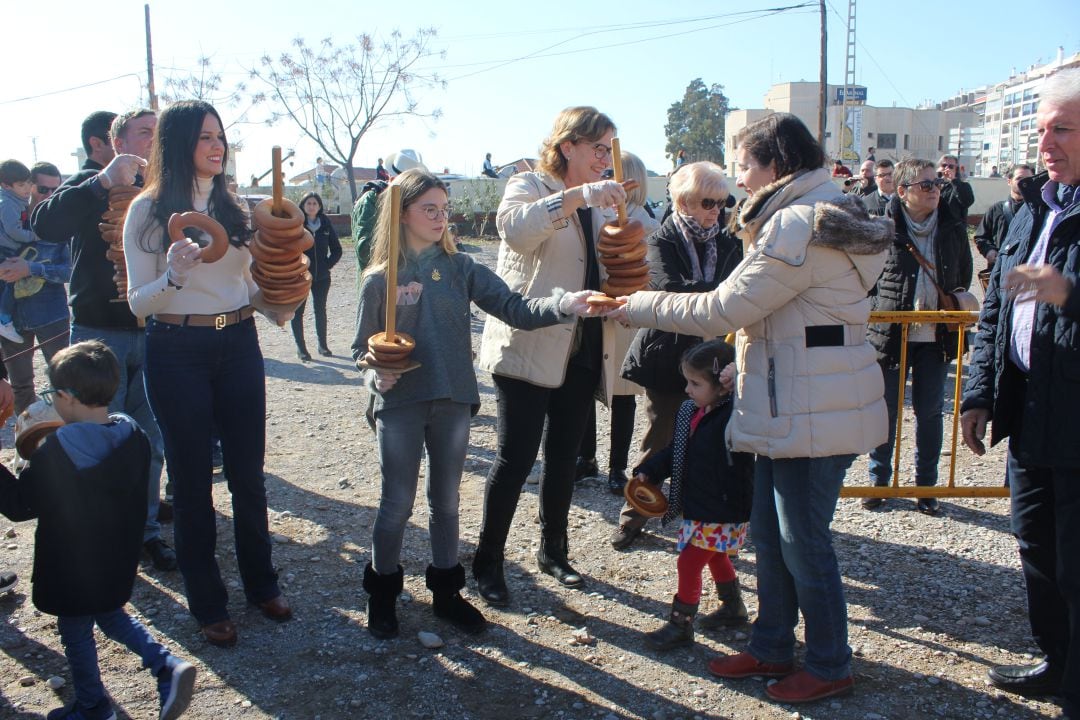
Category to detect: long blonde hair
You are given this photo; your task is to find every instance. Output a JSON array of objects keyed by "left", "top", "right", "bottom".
[
  {"left": 537, "top": 106, "right": 616, "bottom": 179},
  {"left": 362, "top": 169, "right": 457, "bottom": 278}
]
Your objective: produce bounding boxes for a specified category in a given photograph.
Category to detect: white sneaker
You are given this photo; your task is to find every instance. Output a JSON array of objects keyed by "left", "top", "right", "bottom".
[{"left": 0, "top": 322, "right": 22, "bottom": 344}]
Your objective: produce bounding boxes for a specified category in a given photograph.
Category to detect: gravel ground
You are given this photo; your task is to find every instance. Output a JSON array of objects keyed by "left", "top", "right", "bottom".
[{"left": 0, "top": 239, "right": 1065, "bottom": 720}]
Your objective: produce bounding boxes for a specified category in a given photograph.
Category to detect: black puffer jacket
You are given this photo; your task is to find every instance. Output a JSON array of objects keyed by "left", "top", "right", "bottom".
[
  {"left": 304, "top": 215, "right": 343, "bottom": 282},
  {"left": 621, "top": 216, "right": 743, "bottom": 392},
  {"left": 868, "top": 194, "right": 974, "bottom": 366},
  {"left": 635, "top": 399, "right": 754, "bottom": 524},
  {"left": 961, "top": 172, "right": 1080, "bottom": 467}
]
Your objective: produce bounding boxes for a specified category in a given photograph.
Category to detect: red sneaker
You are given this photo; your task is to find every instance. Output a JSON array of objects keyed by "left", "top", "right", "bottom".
[
  {"left": 708, "top": 652, "right": 795, "bottom": 679},
  {"left": 765, "top": 670, "right": 854, "bottom": 703}
]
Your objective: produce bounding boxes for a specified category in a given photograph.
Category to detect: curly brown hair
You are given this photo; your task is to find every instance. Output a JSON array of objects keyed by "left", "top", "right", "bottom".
[{"left": 537, "top": 107, "right": 616, "bottom": 179}]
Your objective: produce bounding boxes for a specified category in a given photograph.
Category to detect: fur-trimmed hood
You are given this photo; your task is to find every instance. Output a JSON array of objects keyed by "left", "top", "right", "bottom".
[{"left": 812, "top": 192, "right": 894, "bottom": 254}]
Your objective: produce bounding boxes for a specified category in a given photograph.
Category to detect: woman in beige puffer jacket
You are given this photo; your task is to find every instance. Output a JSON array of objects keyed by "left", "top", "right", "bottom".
[{"left": 618, "top": 113, "right": 892, "bottom": 704}]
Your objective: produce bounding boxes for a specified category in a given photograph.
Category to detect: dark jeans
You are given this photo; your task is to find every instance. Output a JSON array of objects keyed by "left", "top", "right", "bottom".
[
  {"left": 579, "top": 394, "right": 636, "bottom": 471},
  {"left": 748, "top": 454, "right": 855, "bottom": 681},
  {"left": 57, "top": 608, "right": 171, "bottom": 714},
  {"left": 480, "top": 364, "right": 599, "bottom": 547},
  {"left": 290, "top": 277, "right": 331, "bottom": 352},
  {"left": 144, "top": 317, "right": 279, "bottom": 625},
  {"left": 0, "top": 318, "right": 69, "bottom": 413},
  {"left": 1007, "top": 446, "right": 1080, "bottom": 709},
  {"left": 868, "top": 342, "right": 948, "bottom": 487}
]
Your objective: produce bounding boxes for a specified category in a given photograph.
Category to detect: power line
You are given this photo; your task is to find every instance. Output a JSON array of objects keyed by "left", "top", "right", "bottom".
[
  {"left": 444, "top": 4, "right": 815, "bottom": 82},
  {"left": 0, "top": 72, "right": 144, "bottom": 106}
]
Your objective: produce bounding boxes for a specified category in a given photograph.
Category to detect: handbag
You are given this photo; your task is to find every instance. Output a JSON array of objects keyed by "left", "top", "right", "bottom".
[{"left": 904, "top": 241, "right": 979, "bottom": 312}]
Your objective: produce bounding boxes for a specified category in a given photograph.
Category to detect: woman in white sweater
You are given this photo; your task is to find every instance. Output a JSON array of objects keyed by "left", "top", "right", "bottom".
[{"left": 123, "top": 100, "right": 294, "bottom": 649}]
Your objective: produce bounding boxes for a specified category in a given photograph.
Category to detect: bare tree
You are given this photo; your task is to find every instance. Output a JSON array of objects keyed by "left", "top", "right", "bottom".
[
  {"left": 249, "top": 30, "right": 444, "bottom": 202},
  {"left": 160, "top": 56, "right": 255, "bottom": 130}
]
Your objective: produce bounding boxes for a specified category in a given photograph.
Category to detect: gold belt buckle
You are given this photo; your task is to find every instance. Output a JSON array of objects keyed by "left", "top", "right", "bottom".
[{"left": 214, "top": 313, "right": 227, "bottom": 330}]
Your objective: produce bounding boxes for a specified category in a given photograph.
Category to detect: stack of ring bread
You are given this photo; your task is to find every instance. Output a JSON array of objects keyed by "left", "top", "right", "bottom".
[
  {"left": 98, "top": 185, "right": 141, "bottom": 298},
  {"left": 250, "top": 198, "right": 314, "bottom": 306},
  {"left": 167, "top": 212, "right": 230, "bottom": 264},
  {"left": 365, "top": 331, "right": 416, "bottom": 369},
  {"left": 598, "top": 218, "right": 650, "bottom": 297}
]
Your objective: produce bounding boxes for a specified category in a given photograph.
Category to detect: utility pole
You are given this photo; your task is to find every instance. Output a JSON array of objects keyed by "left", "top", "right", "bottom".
[
  {"left": 144, "top": 4, "right": 158, "bottom": 111},
  {"left": 818, "top": 0, "right": 827, "bottom": 149}
]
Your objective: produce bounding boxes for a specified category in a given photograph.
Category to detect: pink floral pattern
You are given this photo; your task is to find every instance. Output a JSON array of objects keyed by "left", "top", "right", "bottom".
[{"left": 677, "top": 520, "right": 748, "bottom": 553}]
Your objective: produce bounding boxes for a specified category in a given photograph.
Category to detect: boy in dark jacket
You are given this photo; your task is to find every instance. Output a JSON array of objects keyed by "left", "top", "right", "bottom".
[{"left": 0, "top": 341, "right": 194, "bottom": 720}]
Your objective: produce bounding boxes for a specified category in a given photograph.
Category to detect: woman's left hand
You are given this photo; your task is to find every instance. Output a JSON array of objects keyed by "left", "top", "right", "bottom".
[{"left": 0, "top": 257, "right": 31, "bottom": 282}]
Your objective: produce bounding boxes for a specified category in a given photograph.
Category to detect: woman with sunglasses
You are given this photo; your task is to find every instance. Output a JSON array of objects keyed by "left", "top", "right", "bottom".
[
  {"left": 123, "top": 100, "right": 296, "bottom": 648},
  {"left": 609, "top": 112, "right": 893, "bottom": 703},
  {"left": 615, "top": 161, "right": 743, "bottom": 552},
  {"left": 864, "top": 158, "right": 973, "bottom": 515},
  {"left": 473, "top": 106, "right": 629, "bottom": 605}
]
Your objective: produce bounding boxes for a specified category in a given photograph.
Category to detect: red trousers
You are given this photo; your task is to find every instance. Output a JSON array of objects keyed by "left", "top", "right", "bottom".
[{"left": 676, "top": 544, "right": 735, "bottom": 605}]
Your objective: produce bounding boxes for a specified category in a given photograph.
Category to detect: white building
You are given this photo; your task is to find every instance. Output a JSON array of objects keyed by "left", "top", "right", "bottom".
[
  {"left": 931, "top": 48, "right": 1080, "bottom": 176},
  {"left": 724, "top": 82, "right": 979, "bottom": 177}
]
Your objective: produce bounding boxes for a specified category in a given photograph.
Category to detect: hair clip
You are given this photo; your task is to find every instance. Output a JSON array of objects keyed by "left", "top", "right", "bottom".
[{"left": 712, "top": 357, "right": 721, "bottom": 376}]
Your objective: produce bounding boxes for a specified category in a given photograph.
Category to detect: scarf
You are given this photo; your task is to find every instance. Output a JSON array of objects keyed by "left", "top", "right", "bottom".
[
  {"left": 672, "top": 211, "right": 720, "bottom": 282},
  {"left": 306, "top": 216, "right": 322, "bottom": 233},
  {"left": 902, "top": 205, "right": 939, "bottom": 342}
]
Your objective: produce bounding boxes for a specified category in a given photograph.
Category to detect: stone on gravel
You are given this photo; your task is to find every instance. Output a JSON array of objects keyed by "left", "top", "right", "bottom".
[{"left": 418, "top": 631, "right": 444, "bottom": 649}]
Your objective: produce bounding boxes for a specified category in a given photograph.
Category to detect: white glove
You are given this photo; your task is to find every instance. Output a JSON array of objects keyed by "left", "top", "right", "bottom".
[
  {"left": 98, "top": 154, "right": 147, "bottom": 189},
  {"left": 373, "top": 370, "right": 400, "bottom": 392},
  {"left": 558, "top": 289, "right": 594, "bottom": 317},
  {"left": 580, "top": 180, "right": 627, "bottom": 209},
  {"left": 166, "top": 237, "right": 202, "bottom": 287}
]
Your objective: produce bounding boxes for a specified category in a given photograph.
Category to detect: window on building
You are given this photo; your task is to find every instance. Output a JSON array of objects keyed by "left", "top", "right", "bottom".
[
  {"left": 903, "top": 134, "right": 910, "bottom": 150},
  {"left": 1023, "top": 103, "right": 1033, "bottom": 115},
  {"left": 938, "top": 136, "right": 944, "bottom": 151},
  {"left": 1023, "top": 88, "right": 1034, "bottom": 101},
  {"left": 1021, "top": 119, "right": 1031, "bottom": 131},
  {"left": 876, "top": 133, "right": 897, "bottom": 149}
]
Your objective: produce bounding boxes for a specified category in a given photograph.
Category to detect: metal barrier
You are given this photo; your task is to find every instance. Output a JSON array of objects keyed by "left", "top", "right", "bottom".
[{"left": 839, "top": 310, "right": 1008, "bottom": 499}]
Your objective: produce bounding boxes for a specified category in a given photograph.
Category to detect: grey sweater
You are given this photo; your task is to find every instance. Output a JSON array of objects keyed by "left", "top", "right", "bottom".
[{"left": 353, "top": 245, "right": 570, "bottom": 413}]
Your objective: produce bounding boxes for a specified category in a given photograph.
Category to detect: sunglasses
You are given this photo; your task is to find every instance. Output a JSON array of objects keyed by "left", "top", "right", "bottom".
[
  {"left": 36, "top": 185, "right": 58, "bottom": 196},
  {"left": 902, "top": 178, "right": 946, "bottom": 192},
  {"left": 698, "top": 197, "right": 726, "bottom": 210},
  {"left": 939, "top": 163, "right": 958, "bottom": 170}
]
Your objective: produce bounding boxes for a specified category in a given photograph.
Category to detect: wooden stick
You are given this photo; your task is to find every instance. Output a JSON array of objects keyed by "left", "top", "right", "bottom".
[
  {"left": 385, "top": 184, "right": 402, "bottom": 341},
  {"left": 611, "top": 137, "right": 627, "bottom": 227},
  {"left": 271, "top": 146, "right": 283, "bottom": 217}
]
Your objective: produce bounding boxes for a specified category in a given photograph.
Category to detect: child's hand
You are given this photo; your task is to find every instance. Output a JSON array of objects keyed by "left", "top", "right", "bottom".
[
  {"left": 373, "top": 369, "right": 401, "bottom": 392},
  {"left": 635, "top": 472, "right": 654, "bottom": 486},
  {"left": 396, "top": 282, "right": 423, "bottom": 305},
  {"left": 719, "top": 362, "right": 737, "bottom": 394}
]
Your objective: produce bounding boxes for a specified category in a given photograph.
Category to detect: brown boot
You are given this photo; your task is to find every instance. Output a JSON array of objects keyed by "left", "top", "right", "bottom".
[
  {"left": 699, "top": 578, "right": 748, "bottom": 629},
  {"left": 645, "top": 596, "right": 697, "bottom": 651}
]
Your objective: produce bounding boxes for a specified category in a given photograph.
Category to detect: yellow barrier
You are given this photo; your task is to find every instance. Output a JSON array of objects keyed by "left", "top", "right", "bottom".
[{"left": 839, "top": 310, "right": 1008, "bottom": 499}]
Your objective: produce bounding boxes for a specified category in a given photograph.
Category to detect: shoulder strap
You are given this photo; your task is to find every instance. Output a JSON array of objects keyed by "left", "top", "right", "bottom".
[
  {"left": 903, "top": 240, "right": 952, "bottom": 308},
  {"left": 1000, "top": 199, "right": 1015, "bottom": 225}
]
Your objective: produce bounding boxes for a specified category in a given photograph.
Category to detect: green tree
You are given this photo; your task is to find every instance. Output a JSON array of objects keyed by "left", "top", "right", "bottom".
[{"left": 664, "top": 78, "right": 732, "bottom": 168}]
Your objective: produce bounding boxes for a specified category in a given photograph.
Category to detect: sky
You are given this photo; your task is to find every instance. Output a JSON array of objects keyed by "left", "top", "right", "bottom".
[{"left": 4, "top": 0, "right": 1079, "bottom": 185}]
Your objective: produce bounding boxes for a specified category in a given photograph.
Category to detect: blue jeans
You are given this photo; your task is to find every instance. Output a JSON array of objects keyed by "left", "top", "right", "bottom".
[
  {"left": 57, "top": 608, "right": 171, "bottom": 714},
  {"left": 868, "top": 342, "right": 948, "bottom": 487},
  {"left": 747, "top": 454, "right": 855, "bottom": 681},
  {"left": 71, "top": 324, "right": 163, "bottom": 541},
  {"left": 1007, "top": 446, "right": 1080, "bottom": 710},
  {"left": 144, "top": 317, "right": 279, "bottom": 625},
  {"left": 372, "top": 399, "right": 472, "bottom": 573}
]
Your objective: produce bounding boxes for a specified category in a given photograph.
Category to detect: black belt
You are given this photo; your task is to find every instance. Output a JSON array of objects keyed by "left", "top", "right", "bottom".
[{"left": 152, "top": 306, "right": 255, "bottom": 329}]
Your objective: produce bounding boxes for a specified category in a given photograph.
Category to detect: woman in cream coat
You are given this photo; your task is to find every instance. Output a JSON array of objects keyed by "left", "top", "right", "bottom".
[
  {"left": 473, "top": 106, "right": 629, "bottom": 605},
  {"left": 611, "top": 113, "right": 892, "bottom": 704}
]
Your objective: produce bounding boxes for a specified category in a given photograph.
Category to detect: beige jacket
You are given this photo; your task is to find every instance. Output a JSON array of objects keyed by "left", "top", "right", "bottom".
[
  {"left": 479, "top": 171, "right": 623, "bottom": 392},
  {"left": 625, "top": 169, "right": 893, "bottom": 458}
]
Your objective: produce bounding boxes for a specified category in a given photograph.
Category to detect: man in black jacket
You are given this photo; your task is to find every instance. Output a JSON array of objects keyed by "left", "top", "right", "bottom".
[
  {"left": 974, "top": 164, "right": 1034, "bottom": 265},
  {"left": 862, "top": 160, "right": 895, "bottom": 217},
  {"left": 960, "top": 68, "right": 1080, "bottom": 720},
  {"left": 31, "top": 109, "right": 177, "bottom": 572},
  {"left": 938, "top": 154, "right": 975, "bottom": 222}
]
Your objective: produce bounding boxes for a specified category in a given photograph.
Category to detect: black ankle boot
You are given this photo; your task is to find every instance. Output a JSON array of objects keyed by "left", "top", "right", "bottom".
[
  {"left": 471, "top": 543, "right": 510, "bottom": 607},
  {"left": 698, "top": 578, "right": 749, "bottom": 629},
  {"left": 536, "top": 533, "right": 583, "bottom": 587},
  {"left": 645, "top": 596, "right": 697, "bottom": 651},
  {"left": 362, "top": 563, "right": 403, "bottom": 639},
  {"left": 426, "top": 564, "right": 486, "bottom": 635}
]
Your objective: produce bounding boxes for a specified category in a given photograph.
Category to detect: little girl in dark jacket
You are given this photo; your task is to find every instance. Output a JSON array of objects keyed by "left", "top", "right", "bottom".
[{"left": 638, "top": 339, "right": 754, "bottom": 651}]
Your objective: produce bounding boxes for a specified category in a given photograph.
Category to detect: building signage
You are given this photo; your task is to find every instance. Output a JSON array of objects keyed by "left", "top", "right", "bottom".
[{"left": 834, "top": 86, "right": 868, "bottom": 104}]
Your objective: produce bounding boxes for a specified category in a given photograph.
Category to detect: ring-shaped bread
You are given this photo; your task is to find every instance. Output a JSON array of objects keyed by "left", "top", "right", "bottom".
[
  {"left": 253, "top": 198, "right": 305, "bottom": 232},
  {"left": 623, "top": 475, "right": 668, "bottom": 518},
  {"left": 599, "top": 219, "right": 645, "bottom": 243},
  {"left": 168, "top": 212, "right": 230, "bottom": 264}
]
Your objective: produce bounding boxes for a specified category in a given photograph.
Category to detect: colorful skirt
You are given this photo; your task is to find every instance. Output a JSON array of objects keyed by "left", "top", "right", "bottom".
[{"left": 677, "top": 520, "right": 748, "bottom": 553}]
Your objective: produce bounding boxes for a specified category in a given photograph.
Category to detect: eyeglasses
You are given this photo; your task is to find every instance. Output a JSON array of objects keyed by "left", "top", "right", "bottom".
[
  {"left": 698, "top": 197, "right": 725, "bottom": 210},
  {"left": 902, "top": 178, "right": 946, "bottom": 192},
  {"left": 40, "top": 388, "right": 62, "bottom": 406},
  {"left": 582, "top": 142, "right": 612, "bottom": 161},
  {"left": 416, "top": 204, "right": 451, "bottom": 221},
  {"left": 36, "top": 184, "right": 58, "bottom": 196},
  {"left": 939, "top": 163, "right": 958, "bottom": 170}
]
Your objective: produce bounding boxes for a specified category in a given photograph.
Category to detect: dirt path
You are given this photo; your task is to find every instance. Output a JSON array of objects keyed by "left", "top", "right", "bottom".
[{"left": 0, "top": 241, "right": 1062, "bottom": 719}]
